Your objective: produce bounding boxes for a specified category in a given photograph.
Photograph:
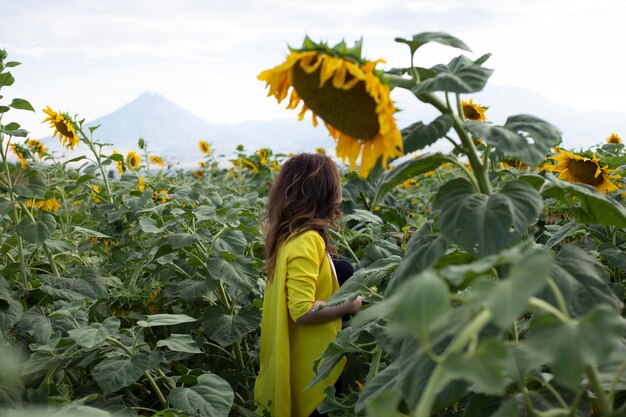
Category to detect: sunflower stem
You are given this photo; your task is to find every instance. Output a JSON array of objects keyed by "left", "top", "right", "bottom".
[{"left": 78, "top": 127, "right": 114, "bottom": 203}]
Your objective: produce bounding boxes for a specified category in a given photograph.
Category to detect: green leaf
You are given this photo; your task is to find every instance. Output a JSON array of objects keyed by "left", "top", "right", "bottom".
[
  {"left": 206, "top": 254, "right": 258, "bottom": 294},
  {"left": 38, "top": 271, "right": 107, "bottom": 301},
  {"left": 542, "top": 174, "right": 626, "bottom": 227},
  {"left": 0, "top": 105, "right": 10, "bottom": 113},
  {"left": 442, "top": 339, "right": 508, "bottom": 395},
  {"left": 386, "top": 233, "right": 449, "bottom": 295},
  {"left": 68, "top": 316, "right": 120, "bottom": 349},
  {"left": 9, "top": 98, "right": 34, "bottom": 112},
  {"left": 168, "top": 373, "right": 234, "bottom": 417},
  {"left": 0, "top": 72, "right": 15, "bottom": 87},
  {"left": 388, "top": 271, "right": 451, "bottom": 340},
  {"left": 72, "top": 226, "right": 112, "bottom": 239},
  {"left": 526, "top": 305, "right": 626, "bottom": 389},
  {"left": 138, "top": 217, "right": 166, "bottom": 233},
  {"left": 157, "top": 334, "right": 202, "bottom": 354},
  {"left": 213, "top": 229, "right": 247, "bottom": 254},
  {"left": 402, "top": 114, "right": 453, "bottom": 153},
  {"left": 137, "top": 314, "right": 196, "bottom": 327},
  {"left": 202, "top": 306, "right": 260, "bottom": 347},
  {"left": 4, "top": 61, "right": 21, "bottom": 68},
  {"left": 465, "top": 115, "right": 562, "bottom": 166},
  {"left": 412, "top": 55, "right": 493, "bottom": 94},
  {"left": 544, "top": 245, "right": 622, "bottom": 317},
  {"left": 17, "top": 214, "right": 56, "bottom": 243},
  {"left": 543, "top": 221, "right": 584, "bottom": 249},
  {"left": 373, "top": 153, "right": 451, "bottom": 205},
  {"left": 0, "top": 286, "right": 23, "bottom": 330},
  {"left": 10, "top": 171, "right": 47, "bottom": 198},
  {"left": 434, "top": 178, "right": 543, "bottom": 257},
  {"left": 167, "top": 233, "right": 198, "bottom": 249},
  {"left": 0, "top": 198, "right": 15, "bottom": 215},
  {"left": 468, "top": 247, "right": 553, "bottom": 328},
  {"left": 395, "top": 32, "right": 472, "bottom": 54},
  {"left": 92, "top": 352, "right": 151, "bottom": 395}
]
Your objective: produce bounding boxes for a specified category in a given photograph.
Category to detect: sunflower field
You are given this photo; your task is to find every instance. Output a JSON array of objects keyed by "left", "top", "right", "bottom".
[{"left": 2, "top": 31, "right": 626, "bottom": 417}]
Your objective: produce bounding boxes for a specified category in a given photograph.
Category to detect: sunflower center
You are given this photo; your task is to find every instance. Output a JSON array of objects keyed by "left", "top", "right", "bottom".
[
  {"left": 568, "top": 159, "right": 604, "bottom": 185},
  {"left": 55, "top": 120, "right": 72, "bottom": 137},
  {"left": 292, "top": 62, "right": 380, "bottom": 140},
  {"left": 463, "top": 105, "right": 482, "bottom": 120}
]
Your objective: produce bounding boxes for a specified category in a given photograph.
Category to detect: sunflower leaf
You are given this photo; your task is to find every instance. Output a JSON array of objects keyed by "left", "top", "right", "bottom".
[
  {"left": 402, "top": 114, "right": 453, "bottom": 153},
  {"left": 465, "top": 115, "right": 562, "bottom": 166},
  {"left": 411, "top": 55, "right": 493, "bottom": 94},
  {"left": 373, "top": 153, "right": 452, "bottom": 205},
  {"left": 9, "top": 98, "right": 34, "bottom": 112},
  {"left": 395, "top": 32, "right": 472, "bottom": 54},
  {"left": 433, "top": 178, "right": 543, "bottom": 257},
  {"left": 542, "top": 174, "right": 626, "bottom": 227}
]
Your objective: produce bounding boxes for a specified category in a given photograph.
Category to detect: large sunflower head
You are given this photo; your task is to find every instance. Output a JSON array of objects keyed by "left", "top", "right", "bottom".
[
  {"left": 607, "top": 132, "right": 622, "bottom": 144},
  {"left": 547, "top": 148, "right": 621, "bottom": 193},
  {"left": 462, "top": 99, "right": 487, "bottom": 121},
  {"left": 42, "top": 107, "right": 80, "bottom": 149},
  {"left": 258, "top": 38, "right": 403, "bottom": 177},
  {"left": 9, "top": 143, "right": 28, "bottom": 168}
]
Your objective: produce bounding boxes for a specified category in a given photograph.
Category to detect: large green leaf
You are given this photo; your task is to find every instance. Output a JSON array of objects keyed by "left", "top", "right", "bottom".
[
  {"left": 373, "top": 153, "right": 451, "bottom": 205},
  {"left": 137, "top": 314, "right": 197, "bottom": 327},
  {"left": 412, "top": 55, "right": 493, "bottom": 94},
  {"left": 387, "top": 271, "right": 451, "bottom": 340},
  {"left": 138, "top": 217, "right": 166, "bottom": 233},
  {"left": 526, "top": 305, "right": 626, "bottom": 390},
  {"left": 17, "top": 214, "right": 56, "bottom": 243},
  {"left": 167, "top": 233, "right": 198, "bottom": 249},
  {"left": 9, "top": 98, "right": 34, "bottom": 112},
  {"left": 38, "top": 271, "right": 107, "bottom": 301},
  {"left": 468, "top": 247, "right": 553, "bottom": 328},
  {"left": 168, "top": 373, "right": 234, "bottom": 417},
  {"left": 68, "top": 316, "right": 120, "bottom": 349},
  {"left": 9, "top": 170, "right": 47, "bottom": 197},
  {"left": 213, "top": 229, "right": 247, "bottom": 254},
  {"left": 402, "top": 115, "right": 453, "bottom": 154},
  {"left": 157, "top": 334, "right": 202, "bottom": 354},
  {"left": 465, "top": 115, "right": 562, "bottom": 166},
  {"left": 434, "top": 178, "right": 543, "bottom": 257},
  {"left": 395, "top": 32, "right": 472, "bottom": 54},
  {"left": 542, "top": 245, "right": 622, "bottom": 317},
  {"left": 206, "top": 254, "right": 258, "bottom": 294},
  {"left": 202, "top": 306, "right": 260, "bottom": 347},
  {"left": 92, "top": 352, "right": 151, "bottom": 395},
  {"left": 542, "top": 174, "right": 626, "bottom": 227},
  {"left": 442, "top": 339, "right": 508, "bottom": 395}
]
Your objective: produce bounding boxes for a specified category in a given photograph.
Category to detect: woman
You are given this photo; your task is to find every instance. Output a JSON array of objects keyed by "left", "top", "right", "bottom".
[{"left": 254, "top": 153, "right": 363, "bottom": 417}]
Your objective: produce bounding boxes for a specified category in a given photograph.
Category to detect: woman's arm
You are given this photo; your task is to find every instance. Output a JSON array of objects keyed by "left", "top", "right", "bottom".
[{"left": 295, "top": 296, "right": 363, "bottom": 325}]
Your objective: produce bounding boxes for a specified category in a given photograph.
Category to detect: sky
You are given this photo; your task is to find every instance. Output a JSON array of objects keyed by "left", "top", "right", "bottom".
[{"left": 2, "top": 0, "right": 626, "bottom": 140}]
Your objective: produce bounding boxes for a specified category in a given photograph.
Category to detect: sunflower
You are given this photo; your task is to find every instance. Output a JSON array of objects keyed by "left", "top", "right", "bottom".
[
  {"left": 26, "top": 139, "right": 46, "bottom": 158},
  {"left": 258, "top": 39, "right": 403, "bottom": 177},
  {"left": 25, "top": 198, "right": 61, "bottom": 212},
  {"left": 271, "top": 161, "right": 281, "bottom": 172},
  {"left": 461, "top": 99, "right": 487, "bottom": 121},
  {"left": 257, "top": 148, "right": 269, "bottom": 164},
  {"left": 9, "top": 143, "right": 28, "bottom": 168},
  {"left": 199, "top": 161, "right": 207, "bottom": 169},
  {"left": 400, "top": 178, "right": 419, "bottom": 188},
  {"left": 193, "top": 170, "right": 205, "bottom": 179},
  {"left": 607, "top": 133, "right": 622, "bottom": 144},
  {"left": 315, "top": 147, "right": 327, "bottom": 154},
  {"left": 547, "top": 148, "right": 621, "bottom": 193},
  {"left": 242, "top": 159, "right": 259, "bottom": 174},
  {"left": 126, "top": 151, "right": 141, "bottom": 168},
  {"left": 42, "top": 106, "right": 80, "bottom": 149},
  {"left": 199, "top": 141, "right": 211, "bottom": 155},
  {"left": 138, "top": 176, "right": 146, "bottom": 191},
  {"left": 91, "top": 185, "right": 101, "bottom": 202},
  {"left": 113, "top": 150, "right": 125, "bottom": 175},
  {"left": 152, "top": 189, "right": 169, "bottom": 203},
  {"left": 149, "top": 155, "right": 165, "bottom": 167}
]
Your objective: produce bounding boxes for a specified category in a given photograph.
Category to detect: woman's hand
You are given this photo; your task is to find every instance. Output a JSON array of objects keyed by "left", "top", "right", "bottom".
[{"left": 350, "top": 296, "right": 364, "bottom": 314}]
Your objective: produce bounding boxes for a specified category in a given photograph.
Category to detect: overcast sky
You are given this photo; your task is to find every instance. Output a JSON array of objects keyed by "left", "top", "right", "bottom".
[{"left": 2, "top": 0, "right": 626, "bottom": 139}]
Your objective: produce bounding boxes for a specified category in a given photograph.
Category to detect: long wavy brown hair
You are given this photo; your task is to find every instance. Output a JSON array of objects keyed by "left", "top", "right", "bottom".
[{"left": 263, "top": 153, "right": 342, "bottom": 280}]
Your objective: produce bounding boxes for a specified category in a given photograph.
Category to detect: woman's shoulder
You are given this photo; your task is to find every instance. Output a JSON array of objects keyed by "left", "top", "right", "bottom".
[{"left": 284, "top": 229, "right": 325, "bottom": 251}]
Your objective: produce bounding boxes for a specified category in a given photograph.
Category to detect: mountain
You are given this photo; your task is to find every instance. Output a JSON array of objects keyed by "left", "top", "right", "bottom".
[{"left": 42, "top": 88, "right": 626, "bottom": 168}]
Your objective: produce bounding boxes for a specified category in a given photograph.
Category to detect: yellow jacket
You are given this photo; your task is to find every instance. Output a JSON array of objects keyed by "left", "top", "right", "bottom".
[{"left": 254, "top": 230, "right": 345, "bottom": 417}]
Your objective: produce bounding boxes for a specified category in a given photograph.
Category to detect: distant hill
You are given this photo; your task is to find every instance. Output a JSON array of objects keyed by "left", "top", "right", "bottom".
[
  {"left": 41, "top": 87, "right": 626, "bottom": 168},
  {"left": 44, "top": 92, "right": 336, "bottom": 168}
]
